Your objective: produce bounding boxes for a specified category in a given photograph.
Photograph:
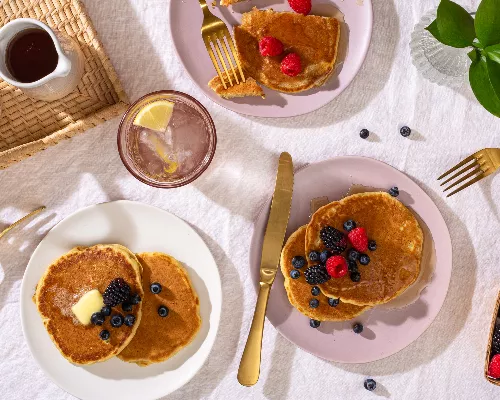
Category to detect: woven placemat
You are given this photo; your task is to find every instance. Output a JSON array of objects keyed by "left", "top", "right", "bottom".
[{"left": 0, "top": 0, "right": 129, "bottom": 169}]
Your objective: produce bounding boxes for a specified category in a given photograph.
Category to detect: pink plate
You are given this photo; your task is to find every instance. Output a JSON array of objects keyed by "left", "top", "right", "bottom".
[
  {"left": 169, "top": 0, "right": 373, "bottom": 118},
  {"left": 250, "top": 157, "right": 453, "bottom": 363}
]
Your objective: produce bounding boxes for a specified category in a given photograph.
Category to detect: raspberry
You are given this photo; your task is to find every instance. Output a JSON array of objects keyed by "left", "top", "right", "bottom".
[
  {"left": 288, "top": 0, "right": 312, "bottom": 15},
  {"left": 326, "top": 256, "right": 348, "bottom": 279},
  {"left": 259, "top": 36, "right": 284, "bottom": 57},
  {"left": 348, "top": 227, "right": 368, "bottom": 252},
  {"left": 103, "top": 278, "right": 130, "bottom": 307},
  {"left": 488, "top": 354, "right": 500, "bottom": 379},
  {"left": 281, "top": 53, "right": 302, "bottom": 77}
]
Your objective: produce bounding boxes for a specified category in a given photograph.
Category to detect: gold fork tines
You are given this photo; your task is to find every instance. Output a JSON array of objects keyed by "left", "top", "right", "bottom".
[
  {"left": 438, "top": 148, "right": 500, "bottom": 197},
  {"left": 199, "top": 0, "right": 245, "bottom": 89},
  {"left": 0, "top": 206, "right": 45, "bottom": 240}
]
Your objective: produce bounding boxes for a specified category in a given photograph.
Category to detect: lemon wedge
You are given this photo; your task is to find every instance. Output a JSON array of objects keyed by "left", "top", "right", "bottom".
[{"left": 133, "top": 100, "right": 175, "bottom": 131}]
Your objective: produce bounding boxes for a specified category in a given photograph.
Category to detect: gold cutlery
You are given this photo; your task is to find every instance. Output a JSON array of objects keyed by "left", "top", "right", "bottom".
[
  {"left": 198, "top": 0, "right": 246, "bottom": 89},
  {"left": 438, "top": 148, "right": 500, "bottom": 197},
  {"left": 0, "top": 206, "right": 45, "bottom": 240},
  {"left": 238, "top": 152, "right": 294, "bottom": 387}
]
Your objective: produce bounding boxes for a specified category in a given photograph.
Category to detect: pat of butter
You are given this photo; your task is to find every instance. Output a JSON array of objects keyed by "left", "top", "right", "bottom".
[{"left": 71, "top": 289, "right": 105, "bottom": 325}]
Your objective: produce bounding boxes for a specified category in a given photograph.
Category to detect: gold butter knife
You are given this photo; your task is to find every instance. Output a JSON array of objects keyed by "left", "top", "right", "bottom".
[{"left": 237, "top": 152, "right": 294, "bottom": 387}]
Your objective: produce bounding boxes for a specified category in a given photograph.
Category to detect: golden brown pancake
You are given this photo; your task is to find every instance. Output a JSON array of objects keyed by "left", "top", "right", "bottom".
[
  {"left": 35, "top": 245, "right": 143, "bottom": 365},
  {"left": 208, "top": 76, "right": 265, "bottom": 99},
  {"left": 118, "top": 252, "right": 201, "bottom": 366},
  {"left": 281, "top": 226, "right": 368, "bottom": 321},
  {"left": 221, "top": 0, "right": 244, "bottom": 5},
  {"left": 305, "top": 192, "right": 424, "bottom": 306},
  {"left": 234, "top": 8, "right": 341, "bottom": 93}
]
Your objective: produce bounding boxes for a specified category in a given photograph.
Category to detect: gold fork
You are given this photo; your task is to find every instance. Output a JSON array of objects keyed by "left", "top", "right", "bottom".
[
  {"left": 198, "top": 0, "right": 245, "bottom": 89},
  {"left": 0, "top": 206, "right": 45, "bottom": 240},
  {"left": 438, "top": 148, "right": 500, "bottom": 197}
]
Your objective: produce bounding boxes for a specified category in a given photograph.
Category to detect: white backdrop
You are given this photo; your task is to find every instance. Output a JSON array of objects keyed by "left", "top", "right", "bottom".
[{"left": 1, "top": 0, "right": 499, "bottom": 399}]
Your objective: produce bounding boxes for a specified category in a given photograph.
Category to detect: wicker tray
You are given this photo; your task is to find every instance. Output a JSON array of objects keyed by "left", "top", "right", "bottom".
[
  {"left": 485, "top": 291, "right": 500, "bottom": 385},
  {"left": 0, "top": 0, "right": 129, "bottom": 170}
]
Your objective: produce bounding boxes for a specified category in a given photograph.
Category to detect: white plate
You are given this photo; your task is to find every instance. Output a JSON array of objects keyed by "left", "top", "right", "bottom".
[{"left": 20, "top": 201, "right": 222, "bottom": 400}]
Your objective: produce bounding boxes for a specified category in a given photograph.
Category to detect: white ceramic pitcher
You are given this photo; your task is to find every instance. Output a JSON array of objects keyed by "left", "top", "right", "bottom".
[{"left": 0, "top": 18, "right": 84, "bottom": 101}]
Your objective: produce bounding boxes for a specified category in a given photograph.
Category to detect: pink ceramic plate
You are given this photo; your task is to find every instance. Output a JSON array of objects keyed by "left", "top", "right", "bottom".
[
  {"left": 169, "top": 0, "right": 373, "bottom": 118},
  {"left": 250, "top": 157, "right": 453, "bottom": 363}
]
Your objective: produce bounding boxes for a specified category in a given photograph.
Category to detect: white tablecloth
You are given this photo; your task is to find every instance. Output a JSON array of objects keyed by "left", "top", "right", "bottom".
[{"left": 1, "top": 0, "right": 500, "bottom": 399}]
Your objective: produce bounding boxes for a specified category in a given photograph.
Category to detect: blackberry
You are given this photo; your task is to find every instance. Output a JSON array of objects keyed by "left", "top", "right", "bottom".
[
  {"left": 304, "top": 265, "right": 331, "bottom": 285},
  {"left": 360, "top": 129, "right": 370, "bottom": 139},
  {"left": 368, "top": 240, "right": 377, "bottom": 251},
  {"left": 328, "top": 298, "right": 340, "bottom": 307},
  {"left": 350, "top": 271, "right": 361, "bottom": 282},
  {"left": 492, "top": 325, "right": 500, "bottom": 355},
  {"left": 320, "top": 226, "right": 347, "bottom": 254},
  {"left": 353, "top": 323, "right": 364, "bottom": 334},
  {"left": 310, "top": 319, "right": 321, "bottom": 329},
  {"left": 103, "top": 278, "right": 131, "bottom": 307},
  {"left": 343, "top": 220, "right": 357, "bottom": 232},
  {"left": 400, "top": 126, "right": 411, "bottom": 137},
  {"left": 309, "top": 251, "right": 320, "bottom": 262},
  {"left": 319, "top": 250, "right": 331, "bottom": 265},
  {"left": 364, "top": 379, "right": 377, "bottom": 391},
  {"left": 292, "top": 256, "right": 306, "bottom": 269},
  {"left": 348, "top": 260, "right": 358, "bottom": 273},
  {"left": 311, "top": 286, "right": 321, "bottom": 296},
  {"left": 309, "top": 299, "right": 320, "bottom": 309}
]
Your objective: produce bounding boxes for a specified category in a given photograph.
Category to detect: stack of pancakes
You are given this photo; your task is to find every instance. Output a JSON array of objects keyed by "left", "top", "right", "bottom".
[
  {"left": 34, "top": 246, "right": 201, "bottom": 366},
  {"left": 281, "top": 192, "right": 424, "bottom": 322}
]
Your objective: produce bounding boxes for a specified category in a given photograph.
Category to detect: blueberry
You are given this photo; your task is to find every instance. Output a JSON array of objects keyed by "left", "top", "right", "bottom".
[
  {"left": 90, "top": 312, "right": 105, "bottom": 326},
  {"left": 364, "top": 378, "right": 377, "bottom": 391},
  {"left": 124, "top": 314, "right": 135, "bottom": 327},
  {"left": 310, "top": 319, "right": 321, "bottom": 328},
  {"left": 343, "top": 220, "right": 357, "bottom": 231},
  {"left": 309, "top": 299, "right": 320, "bottom": 309},
  {"left": 311, "top": 286, "right": 321, "bottom": 296},
  {"left": 348, "top": 249, "right": 360, "bottom": 261},
  {"left": 350, "top": 271, "right": 361, "bottom": 282},
  {"left": 368, "top": 240, "right": 377, "bottom": 251},
  {"left": 360, "top": 129, "right": 369, "bottom": 139},
  {"left": 110, "top": 314, "right": 124, "bottom": 328},
  {"left": 319, "top": 250, "right": 331, "bottom": 264},
  {"left": 309, "top": 251, "right": 320, "bottom": 262},
  {"left": 101, "top": 306, "right": 111, "bottom": 317},
  {"left": 122, "top": 302, "right": 133, "bottom": 312},
  {"left": 129, "top": 293, "right": 141, "bottom": 305},
  {"left": 292, "top": 256, "right": 306, "bottom": 269},
  {"left": 290, "top": 269, "right": 301, "bottom": 279},
  {"left": 400, "top": 126, "right": 411, "bottom": 137},
  {"left": 328, "top": 298, "right": 340, "bottom": 307},
  {"left": 353, "top": 323, "right": 364, "bottom": 334},
  {"left": 348, "top": 260, "right": 358, "bottom": 273},
  {"left": 99, "top": 329, "right": 110, "bottom": 341},
  {"left": 158, "top": 305, "right": 169, "bottom": 317},
  {"left": 359, "top": 254, "right": 370, "bottom": 265},
  {"left": 389, "top": 186, "right": 399, "bottom": 197},
  {"left": 150, "top": 282, "right": 162, "bottom": 294}
]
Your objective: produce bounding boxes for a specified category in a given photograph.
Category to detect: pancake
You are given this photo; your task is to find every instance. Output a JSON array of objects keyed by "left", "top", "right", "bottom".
[
  {"left": 208, "top": 76, "right": 265, "bottom": 99},
  {"left": 118, "top": 252, "right": 201, "bottom": 366},
  {"left": 281, "top": 226, "right": 368, "bottom": 321},
  {"left": 35, "top": 244, "right": 143, "bottom": 365},
  {"left": 221, "top": 0, "right": 244, "bottom": 5},
  {"left": 234, "top": 8, "right": 341, "bottom": 93},
  {"left": 305, "top": 192, "right": 424, "bottom": 306}
]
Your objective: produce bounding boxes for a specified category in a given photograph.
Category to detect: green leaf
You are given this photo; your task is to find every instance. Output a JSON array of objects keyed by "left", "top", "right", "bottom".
[
  {"left": 487, "top": 57, "right": 500, "bottom": 100},
  {"left": 469, "top": 58, "right": 500, "bottom": 117},
  {"left": 485, "top": 43, "right": 500, "bottom": 64},
  {"left": 437, "top": 0, "right": 476, "bottom": 48},
  {"left": 468, "top": 49, "right": 480, "bottom": 62},
  {"left": 425, "top": 19, "right": 445, "bottom": 42},
  {"left": 475, "top": 0, "right": 500, "bottom": 47}
]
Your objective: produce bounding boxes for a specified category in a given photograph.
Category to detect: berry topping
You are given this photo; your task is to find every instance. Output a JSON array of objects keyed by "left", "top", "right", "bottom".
[
  {"left": 101, "top": 306, "right": 111, "bottom": 317},
  {"left": 350, "top": 271, "right": 361, "bottom": 282},
  {"left": 129, "top": 294, "right": 141, "bottom": 305},
  {"left": 343, "top": 220, "right": 357, "bottom": 231},
  {"left": 328, "top": 298, "right": 340, "bottom": 307},
  {"left": 103, "top": 278, "right": 131, "bottom": 307},
  {"left": 359, "top": 254, "right": 370, "bottom": 265},
  {"left": 364, "top": 379, "right": 377, "bottom": 391},
  {"left": 99, "top": 329, "right": 110, "bottom": 341},
  {"left": 353, "top": 323, "right": 364, "bottom": 334},
  {"left": 259, "top": 36, "right": 284, "bottom": 57},
  {"left": 304, "top": 265, "right": 331, "bottom": 285},
  {"left": 122, "top": 302, "right": 133, "bottom": 312},
  {"left": 150, "top": 282, "right": 162, "bottom": 294},
  {"left": 281, "top": 53, "right": 302, "bottom": 77},
  {"left": 400, "top": 126, "right": 411, "bottom": 137},
  {"left": 292, "top": 256, "right": 306, "bottom": 269},
  {"left": 359, "top": 129, "right": 369, "bottom": 139},
  {"left": 320, "top": 226, "right": 347, "bottom": 254},
  {"left": 290, "top": 269, "right": 301, "bottom": 279},
  {"left": 309, "top": 251, "right": 320, "bottom": 262},
  {"left": 326, "top": 256, "right": 348, "bottom": 279},
  {"left": 348, "top": 260, "right": 358, "bottom": 273},
  {"left": 158, "top": 305, "right": 169, "bottom": 318},
  {"left": 348, "top": 227, "right": 368, "bottom": 252},
  {"left": 488, "top": 354, "right": 500, "bottom": 379},
  {"left": 389, "top": 186, "right": 400, "bottom": 197},
  {"left": 310, "top": 319, "right": 321, "bottom": 328},
  {"left": 319, "top": 250, "right": 331, "bottom": 264},
  {"left": 368, "top": 240, "right": 377, "bottom": 251},
  {"left": 124, "top": 314, "right": 135, "bottom": 327},
  {"left": 110, "top": 314, "right": 124, "bottom": 328},
  {"left": 288, "top": 0, "right": 312, "bottom": 15},
  {"left": 492, "top": 325, "right": 500, "bottom": 355},
  {"left": 348, "top": 249, "right": 360, "bottom": 262},
  {"left": 309, "top": 299, "right": 320, "bottom": 308},
  {"left": 90, "top": 312, "right": 105, "bottom": 326},
  {"left": 311, "top": 286, "right": 321, "bottom": 296}
]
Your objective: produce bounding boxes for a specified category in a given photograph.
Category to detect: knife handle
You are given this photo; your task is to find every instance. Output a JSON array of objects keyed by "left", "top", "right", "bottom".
[{"left": 237, "top": 282, "right": 271, "bottom": 386}]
